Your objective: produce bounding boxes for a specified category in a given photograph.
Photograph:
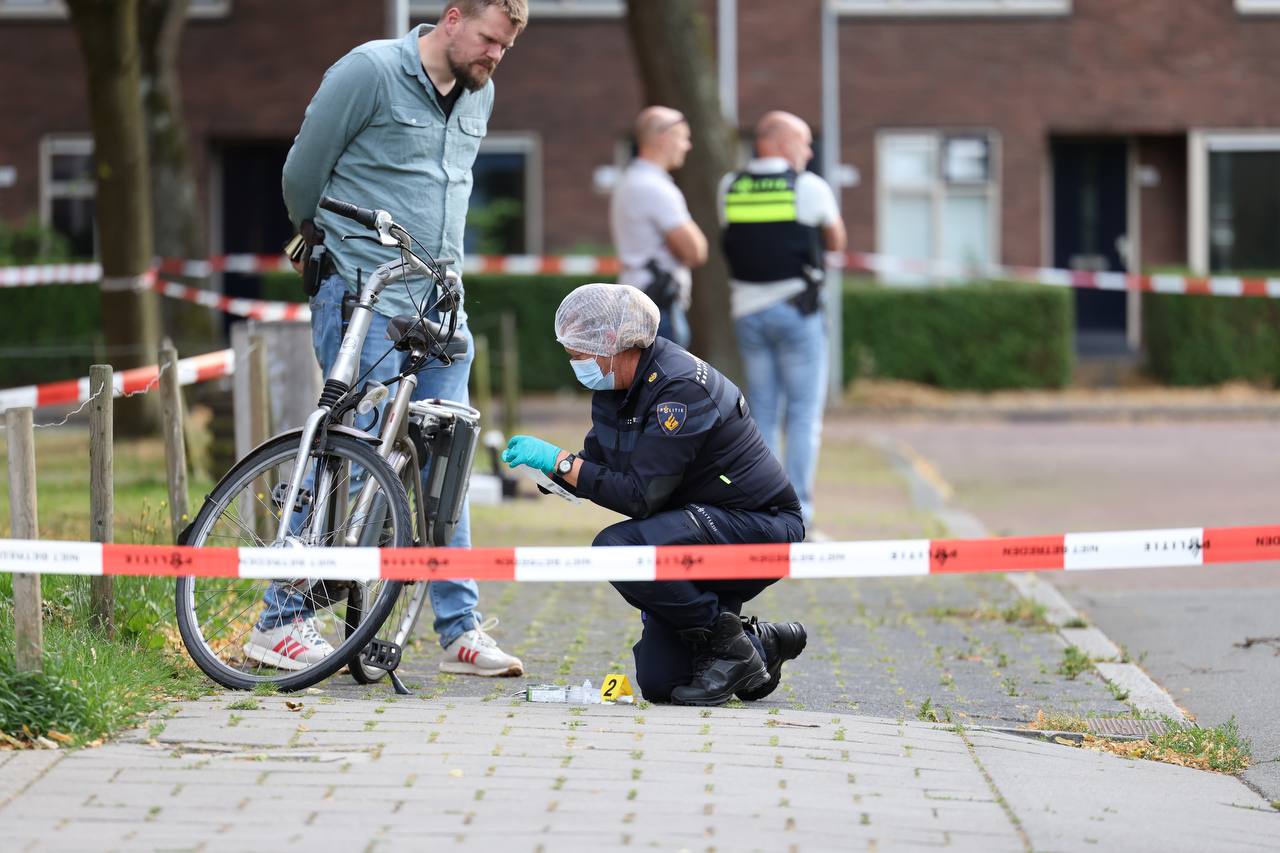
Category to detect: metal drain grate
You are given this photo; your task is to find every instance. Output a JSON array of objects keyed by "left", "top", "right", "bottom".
[{"left": 1085, "top": 718, "right": 1175, "bottom": 738}]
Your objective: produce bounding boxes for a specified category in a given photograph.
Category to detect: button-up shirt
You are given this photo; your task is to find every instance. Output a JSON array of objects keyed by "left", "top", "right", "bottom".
[
  {"left": 283, "top": 25, "right": 493, "bottom": 321},
  {"left": 568, "top": 338, "right": 798, "bottom": 519}
]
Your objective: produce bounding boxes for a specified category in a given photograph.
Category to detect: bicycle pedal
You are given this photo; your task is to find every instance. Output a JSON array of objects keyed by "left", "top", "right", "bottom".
[{"left": 360, "top": 639, "right": 403, "bottom": 672}]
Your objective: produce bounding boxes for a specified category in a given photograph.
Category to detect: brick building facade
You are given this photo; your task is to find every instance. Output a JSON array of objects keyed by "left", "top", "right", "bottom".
[{"left": 2, "top": 0, "right": 1279, "bottom": 346}]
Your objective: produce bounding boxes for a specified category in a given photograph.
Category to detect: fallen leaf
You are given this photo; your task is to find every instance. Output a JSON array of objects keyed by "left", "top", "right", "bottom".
[
  {"left": 35, "top": 736, "right": 59, "bottom": 750},
  {"left": 285, "top": 701, "right": 304, "bottom": 712},
  {"left": 45, "top": 730, "right": 74, "bottom": 745},
  {"left": 449, "top": 768, "right": 464, "bottom": 778}
]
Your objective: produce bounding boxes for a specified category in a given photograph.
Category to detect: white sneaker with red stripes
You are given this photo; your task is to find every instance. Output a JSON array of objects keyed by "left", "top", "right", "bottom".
[
  {"left": 243, "top": 618, "right": 336, "bottom": 671},
  {"left": 439, "top": 617, "right": 524, "bottom": 677}
]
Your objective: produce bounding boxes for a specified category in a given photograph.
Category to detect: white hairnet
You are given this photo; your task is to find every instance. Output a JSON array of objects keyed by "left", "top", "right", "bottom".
[{"left": 554, "top": 283, "right": 660, "bottom": 356}]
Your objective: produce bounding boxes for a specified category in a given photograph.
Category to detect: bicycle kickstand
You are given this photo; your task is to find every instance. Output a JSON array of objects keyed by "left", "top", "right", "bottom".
[{"left": 361, "top": 639, "right": 412, "bottom": 695}]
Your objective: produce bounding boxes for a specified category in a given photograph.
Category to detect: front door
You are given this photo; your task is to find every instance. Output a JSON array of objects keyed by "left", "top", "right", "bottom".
[
  {"left": 1052, "top": 139, "right": 1129, "bottom": 352},
  {"left": 218, "top": 141, "right": 294, "bottom": 308}
]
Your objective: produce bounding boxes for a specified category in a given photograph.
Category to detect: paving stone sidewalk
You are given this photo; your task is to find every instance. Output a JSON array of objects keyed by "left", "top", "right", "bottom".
[
  {"left": 330, "top": 573, "right": 1135, "bottom": 729},
  {"left": 1, "top": 696, "right": 1275, "bottom": 852}
]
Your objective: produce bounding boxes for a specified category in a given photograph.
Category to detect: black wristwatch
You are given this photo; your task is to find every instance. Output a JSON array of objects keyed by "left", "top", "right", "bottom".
[{"left": 556, "top": 453, "right": 577, "bottom": 476}]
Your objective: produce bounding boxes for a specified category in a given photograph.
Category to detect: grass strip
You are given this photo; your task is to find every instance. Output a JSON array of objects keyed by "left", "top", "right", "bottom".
[{"left": 1, "top": 595, "right": 209, "bottom": 749}]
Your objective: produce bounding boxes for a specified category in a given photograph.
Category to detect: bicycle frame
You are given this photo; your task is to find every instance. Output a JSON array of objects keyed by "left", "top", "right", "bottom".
[{"left": 271, "top": 238, "right": 450, "bottom": 546}]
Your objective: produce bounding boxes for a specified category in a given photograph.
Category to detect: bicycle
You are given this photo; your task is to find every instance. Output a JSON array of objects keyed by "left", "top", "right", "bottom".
[{"left": 175, "top": 197, "right": 481, "bottom": 693}]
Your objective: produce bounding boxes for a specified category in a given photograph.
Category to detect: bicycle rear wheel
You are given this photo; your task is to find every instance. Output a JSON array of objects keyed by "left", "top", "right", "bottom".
[{"left": 175, "top": 432, "right": 412, "bottom": 691}]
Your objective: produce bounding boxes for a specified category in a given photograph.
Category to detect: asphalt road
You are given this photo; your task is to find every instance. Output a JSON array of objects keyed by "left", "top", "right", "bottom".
[{"left": 838, "top": 418, "right": 1280, "bottom": 801}]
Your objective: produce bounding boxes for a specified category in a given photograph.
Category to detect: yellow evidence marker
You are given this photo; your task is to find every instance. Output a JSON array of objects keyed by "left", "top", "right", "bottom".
[{"left": 600, "top": 673, "right": 634, "bottom": 703}]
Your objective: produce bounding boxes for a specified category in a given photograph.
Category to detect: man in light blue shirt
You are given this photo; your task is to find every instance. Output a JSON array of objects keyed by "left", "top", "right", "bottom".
[{"left": 250, "top": 0, "right": 527, "bottom": 678}]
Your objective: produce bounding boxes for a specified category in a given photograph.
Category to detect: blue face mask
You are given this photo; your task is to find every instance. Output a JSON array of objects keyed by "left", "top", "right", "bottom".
[{"left": 571, "top": 356, "right": 615, "bottom": 391}]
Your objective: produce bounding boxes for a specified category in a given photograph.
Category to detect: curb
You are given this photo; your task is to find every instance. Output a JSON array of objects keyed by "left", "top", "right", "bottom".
[{"left": 873, "top": 432, "right": 1192, "bottom": 727}]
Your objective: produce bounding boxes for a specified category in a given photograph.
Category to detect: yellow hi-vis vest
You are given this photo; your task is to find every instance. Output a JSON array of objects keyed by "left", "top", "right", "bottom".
[{"left": 721, "top": 168, "right": 821, "bottom": 284}]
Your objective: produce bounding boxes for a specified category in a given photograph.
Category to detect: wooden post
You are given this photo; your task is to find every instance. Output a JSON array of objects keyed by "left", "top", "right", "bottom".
[
  {"left": 6, "top": 407, "right": 42, "bottom": 672},
  {"left": 248, "top": 333, "right": 272, "bottom": 540},
  {"left": 89, "top": 364, "right": 114, "bottom": 636},
  {"left": 159, "top": 341, "right": 190, "bottom": 541},
  {"left": 500, "top": 312, "right": 521, "bottom": 440},
  {"left": 471, "top": 333, "right": 493, "bottom": 430}
]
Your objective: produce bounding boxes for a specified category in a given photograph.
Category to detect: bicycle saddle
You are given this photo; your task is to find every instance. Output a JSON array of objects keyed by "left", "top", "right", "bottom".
[{"left": 387, "top": 314, "right": 469, "bottom": 360}]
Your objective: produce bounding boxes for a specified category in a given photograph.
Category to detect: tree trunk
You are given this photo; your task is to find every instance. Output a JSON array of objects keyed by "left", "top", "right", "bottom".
[
  {"left": 139, "top": 0, "right": 203, "bottom": 264},
  {"left": 624, "top": 0, "right": 741, "bottom": 378},
  {"left": 139, "top": 0, "right": 220, "bottom": 351},
  {"left": 67, "top": 0, "right": 162, "bottom": 433}
]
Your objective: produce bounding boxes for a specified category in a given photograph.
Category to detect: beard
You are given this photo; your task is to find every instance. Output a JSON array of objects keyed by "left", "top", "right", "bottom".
[{"left": 446, "top": 44, "right": 495, "bottom": 92}]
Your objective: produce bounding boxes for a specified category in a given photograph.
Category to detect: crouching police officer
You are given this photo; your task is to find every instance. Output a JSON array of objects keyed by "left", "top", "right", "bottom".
[{"left": 500, "top": 283, "right": 807, "bottom": 706}]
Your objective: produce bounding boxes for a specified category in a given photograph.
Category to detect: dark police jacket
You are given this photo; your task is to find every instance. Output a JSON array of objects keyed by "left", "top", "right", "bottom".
[{"left": 564, "top": 338, "right": 799, "bottom": 519}]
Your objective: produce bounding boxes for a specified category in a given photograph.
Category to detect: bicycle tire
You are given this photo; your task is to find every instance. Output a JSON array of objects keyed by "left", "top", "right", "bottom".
[{"left": 175, "top": 432, "right": 412, "bottom": 691}]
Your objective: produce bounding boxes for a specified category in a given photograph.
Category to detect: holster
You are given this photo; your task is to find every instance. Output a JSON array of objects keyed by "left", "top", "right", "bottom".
[
  {"left": 642, "top": 258, "right": 680, "bottom": 313},
  {"left": 789, "top": 264, "right": 825, "bottom": 316},
  {"left": 295, "top": 219, "right": 332, "bottom": 298}
]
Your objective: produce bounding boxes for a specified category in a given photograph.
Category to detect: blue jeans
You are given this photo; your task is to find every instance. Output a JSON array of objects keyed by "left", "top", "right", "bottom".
[
  {"left": 734, "top": 299, "right": 827, "bottom": 525},
  {"left": 258, "top": 274, "right": 481, "bottom": 648},
  {"left": 657, "top": 303, "right": 691, "bottom": 349}
]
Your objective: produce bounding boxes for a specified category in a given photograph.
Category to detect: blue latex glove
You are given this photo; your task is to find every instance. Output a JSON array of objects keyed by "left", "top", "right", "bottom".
[{"left": 501, "top": 434, "right": 561, "bottom": 475}]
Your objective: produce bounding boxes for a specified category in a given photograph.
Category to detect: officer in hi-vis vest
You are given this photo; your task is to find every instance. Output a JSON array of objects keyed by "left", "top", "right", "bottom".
[{"left": 717, "top": 111, "right": 846, "bottom": 535}]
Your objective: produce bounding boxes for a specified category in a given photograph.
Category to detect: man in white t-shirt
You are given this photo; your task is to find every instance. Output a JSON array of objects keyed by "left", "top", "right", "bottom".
[
  {"left": 610, "top": 106, "right": 708, "bottom": 348},
  {"left": 716, "top": 111, "right": 846, "bottom": 529}
]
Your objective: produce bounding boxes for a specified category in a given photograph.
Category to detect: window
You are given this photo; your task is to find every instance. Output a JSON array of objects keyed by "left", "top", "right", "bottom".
[
  {"left": 40, "top": 136, "right": 95, "bottom": 259},
  {"left": 0, "top": 0, "right": 228, "bottom": 17},
  {"left": 876, "top": 132, "right": 999, "bottom": 275},
  {"left": 836, "top": 0, "right": 1069, "bottom": 15},
  {"left": 412, "top": 0, "right": 622, "bottom": 18},
  {"left": 1189, "top": 133, "right": 1280, "bottom": 274},
  {"left": 1236, "top": 1, "right": 1280, "bottom": 14},
  {"left": 464, "top": 134, "right": 541, "bottom": 255}
]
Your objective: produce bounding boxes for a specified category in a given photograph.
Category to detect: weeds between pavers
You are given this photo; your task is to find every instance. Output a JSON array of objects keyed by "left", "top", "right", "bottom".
[
  {"left": 925, "top": 597, "right": 1052, "bottom": 630},
  {"left": 1026, "top": 710, "right": 1253, "bottom": 774},
  {"left": 1057, "top": 645, "right": 1092, "bottom": 680}
]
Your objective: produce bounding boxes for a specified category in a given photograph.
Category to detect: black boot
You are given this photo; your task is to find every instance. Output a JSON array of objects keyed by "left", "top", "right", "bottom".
[
  {"left": 736, "top": 616, "right": 807, "bottom": 701},
  {"left": 670, "top": 612, "right": 770, "bottom": 706}
]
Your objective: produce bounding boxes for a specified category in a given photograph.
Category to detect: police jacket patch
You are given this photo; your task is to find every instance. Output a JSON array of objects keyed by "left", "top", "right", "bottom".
[{"left": 656, "top": 401, "right": 687, "bottom": 435}]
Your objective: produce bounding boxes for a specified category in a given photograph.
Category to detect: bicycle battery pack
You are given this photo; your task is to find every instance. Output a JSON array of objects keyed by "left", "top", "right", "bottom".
[{"left": 407, "top": 400, "right": 481, "bottom": 547}]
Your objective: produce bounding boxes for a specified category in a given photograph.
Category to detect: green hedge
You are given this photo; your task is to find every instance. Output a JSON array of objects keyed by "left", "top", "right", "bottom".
[
  {"left": 0, "top": 273, "right": 1076, "bottom": 393},
  {"left": 842, "top": 280, "right": 1074, "bottom": 390},
  {"left": 1143, "top": 291, "right": 1280, "bottom": 386},
  {"left": 0, "top": 285, "right": 104, "bottom": 388}
]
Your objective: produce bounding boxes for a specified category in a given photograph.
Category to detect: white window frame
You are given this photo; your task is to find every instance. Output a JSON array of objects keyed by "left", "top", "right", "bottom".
[
  {"left": 1236, "top": 0, "right": 1280, "bottom": 14},
  {"left": 1188, "top": 129, "right": 1280, "bottom": 274},
  {"left": 474, "top": 132, "right": 543, "bottom": 254},
  {"left": 875, "top": 129, "right": 1001, "bottom": 275},
  {"left": 39, "top": 134, "right": 96, "bottom": 254},
  {"left": 836, "top": 0, "right": 1069, "bottom": 16},
  {"left": 411, "top": 0, "right": 622, "bottom": 18},
  {"left": 0, "top": 0, "right": 229, "bottom": 18}
]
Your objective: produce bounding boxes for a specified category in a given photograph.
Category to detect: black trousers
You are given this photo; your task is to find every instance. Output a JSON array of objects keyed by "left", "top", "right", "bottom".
[{"left": 594, "top": 502, "right": 804, "bottom": 702}]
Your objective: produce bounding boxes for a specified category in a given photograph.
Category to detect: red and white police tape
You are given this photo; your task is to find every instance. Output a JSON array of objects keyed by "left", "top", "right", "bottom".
[
  {"left": 3, "top": 251, "right": 1278, "bottom": 301},
  {"left": 153, "top": 277, "right": 310, "bottom": 322},
  {"left": 0, "top": 348, "right": 234, "bottom": 414},
  {"left": 0, "top": 523, "right": 1277, "bottom": 582}
]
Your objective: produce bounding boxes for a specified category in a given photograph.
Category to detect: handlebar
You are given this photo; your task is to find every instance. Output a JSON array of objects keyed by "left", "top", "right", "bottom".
[{"left": 319, "top": 196, "right": 379, "bottom": 229}]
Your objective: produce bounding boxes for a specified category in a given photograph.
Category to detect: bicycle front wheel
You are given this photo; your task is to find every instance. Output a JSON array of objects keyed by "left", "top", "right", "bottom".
[{"left": 175, "top": 432, "right": 412, "bottom": 691}]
